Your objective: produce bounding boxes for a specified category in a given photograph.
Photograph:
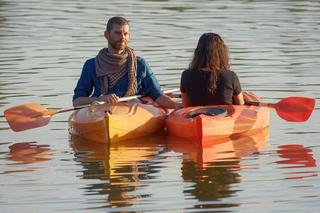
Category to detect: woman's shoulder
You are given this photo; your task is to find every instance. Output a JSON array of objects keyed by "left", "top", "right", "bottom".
[
  {"left": 220, "top": 70, "right": 238, "bottom": 78},
  {"left": 183, "top": 69, "right": 200, "bottom": 74},
  {"left": 181, "top": 69, "right": 195, "bottom": 77}
]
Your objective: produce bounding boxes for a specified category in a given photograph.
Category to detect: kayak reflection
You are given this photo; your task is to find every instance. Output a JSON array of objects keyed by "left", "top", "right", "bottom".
[
  {"left": 167, "top": 127, "right": 269, "bottom": 169},
  {"left": 70, "top": 128, "right": 269, "bottom": 208},
  {"left": 69, "top": 134, "right": 167, "bottom": 208},
  {"left": 166, "top": 128, "right": 269, "bottom": 204}
]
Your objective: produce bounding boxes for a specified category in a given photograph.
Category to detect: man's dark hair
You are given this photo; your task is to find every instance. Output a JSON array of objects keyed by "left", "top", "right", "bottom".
[{"left": 106, "top": 16, "right": 129, "bottom": 32}]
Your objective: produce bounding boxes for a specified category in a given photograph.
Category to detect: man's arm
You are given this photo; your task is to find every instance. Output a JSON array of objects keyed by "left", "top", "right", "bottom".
[
  {"left": 73, "top": 59, "right": 120, "bottom": 107},
  {"left": 138, "top": 57, "right": 182, "bottom": 109},
  {"left": 73, "top": 59, "right": 96, "bottom": 106},
  {"left": 73, "top": 94, "right": 119, "bottom": 107},
  {"left": 73, "top": 96, "right": 98, "bottom": 107}
]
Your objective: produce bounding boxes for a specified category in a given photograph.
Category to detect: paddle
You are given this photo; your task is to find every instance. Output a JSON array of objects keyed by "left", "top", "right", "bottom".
[
  {"left": 171, "top": 92, "right": 315, "bottom": 122},
  {"left": 245, "top": 97, "right": 315, "bottom": 122},
  {"left": 4, "top": 89, "right": 179, "bottom": 132}
]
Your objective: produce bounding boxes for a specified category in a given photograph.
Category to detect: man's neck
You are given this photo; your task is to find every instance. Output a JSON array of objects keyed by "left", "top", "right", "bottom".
[{"left": 107, "top": 47, "right": 125, "bottom": 55}]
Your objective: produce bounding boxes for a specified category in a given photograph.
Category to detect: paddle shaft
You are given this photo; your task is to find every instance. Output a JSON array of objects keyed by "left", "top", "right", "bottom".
[
  {"left": 55, "top": 96, "right": 143, "bottom": 114},
  {"left": 4, "top": 89, "right": 180, "bottom": 132},
  {"left": 54, "top": 88, "right": 180, "bottom": 115},
  {"left": 245, "top": 101, "right": 275, "bottom": 108}
]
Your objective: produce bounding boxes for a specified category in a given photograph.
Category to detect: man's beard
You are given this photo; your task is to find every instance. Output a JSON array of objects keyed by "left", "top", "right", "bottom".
[{"left": 109, "top": 40, "right": 127, "bottom": 52}]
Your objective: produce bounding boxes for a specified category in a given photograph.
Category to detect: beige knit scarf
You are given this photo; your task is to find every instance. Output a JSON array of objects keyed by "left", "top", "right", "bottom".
[{"left": 95, "top": 47, "right": 137, "bottom": 96}]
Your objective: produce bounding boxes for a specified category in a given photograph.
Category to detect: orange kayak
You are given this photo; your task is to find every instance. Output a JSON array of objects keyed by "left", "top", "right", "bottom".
[
  {"left": 68, "top": 102, "right": 166, "bottom": 143},
  {"left": 166, "top": 105, "right": 270, "bottom": 142}
]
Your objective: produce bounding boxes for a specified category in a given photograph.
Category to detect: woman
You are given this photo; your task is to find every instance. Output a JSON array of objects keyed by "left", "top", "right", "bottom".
[{"left": 180, "top": 33, "right": 245, "bottom": 107}]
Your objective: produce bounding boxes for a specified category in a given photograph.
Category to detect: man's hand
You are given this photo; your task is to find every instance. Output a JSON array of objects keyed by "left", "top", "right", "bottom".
[{"left": 98, "top": 94, "right": 119, "bottom": 103}]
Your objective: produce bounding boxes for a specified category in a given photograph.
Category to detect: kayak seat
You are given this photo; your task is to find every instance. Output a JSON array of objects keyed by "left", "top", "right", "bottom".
[{"left": 186, "top": 107, "right": 228, "bottom": 118}]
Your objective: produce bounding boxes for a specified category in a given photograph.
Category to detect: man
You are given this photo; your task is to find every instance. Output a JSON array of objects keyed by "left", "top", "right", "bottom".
[{"left": 73, "top": 16, "right": 181, "bottom": 109}]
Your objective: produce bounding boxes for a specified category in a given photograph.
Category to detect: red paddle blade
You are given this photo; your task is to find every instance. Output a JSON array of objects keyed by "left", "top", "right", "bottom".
[
  {"left": 4, "top": 103, "right": 57, "bottom": 132},
  {"left": 275, "top": 97, "right": 315, "bottom": 122}
]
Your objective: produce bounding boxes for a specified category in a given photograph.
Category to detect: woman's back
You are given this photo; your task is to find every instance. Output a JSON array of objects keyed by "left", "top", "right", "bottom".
[{"left": 180, "top": 69, "right": 242, "bottom": 106}]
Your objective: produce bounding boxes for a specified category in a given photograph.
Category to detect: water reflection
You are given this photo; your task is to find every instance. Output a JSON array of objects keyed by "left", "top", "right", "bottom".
[
  {"left": 70, "top": 134, "right": 167, "bottom": 208},
  {"left": 276, "top": 144, "right": 318, "bottom": 180},
  {"left": 167, "top": 128, "right": 269, "bottom": 206},
  {"left": 7, "top": 142, "right": 52, "bottom": 164},
  {"left": 2, "top": 142, "right": 53, "bottom": 174},
  {"left": 70, "top": 130, "right": 269, "bottom": 209}
]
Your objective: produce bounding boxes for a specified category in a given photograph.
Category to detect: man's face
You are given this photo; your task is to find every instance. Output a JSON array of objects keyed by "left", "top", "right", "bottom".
[{"left": 106, "top": 24, "right": 130, "bottom": 51}]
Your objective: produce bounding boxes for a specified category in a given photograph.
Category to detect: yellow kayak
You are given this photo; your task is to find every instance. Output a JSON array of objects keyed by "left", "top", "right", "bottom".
[{"left": 68, "top": 102, "right": 166, "bottom": 143}]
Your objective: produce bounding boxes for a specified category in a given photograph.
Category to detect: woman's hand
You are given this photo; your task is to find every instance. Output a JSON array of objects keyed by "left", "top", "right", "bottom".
[
  {"left": 243, "top": 91, "right": 261, "bottom": 103},
  {"left": 155, "top": 94, "right": 183, "bottom": 109}
]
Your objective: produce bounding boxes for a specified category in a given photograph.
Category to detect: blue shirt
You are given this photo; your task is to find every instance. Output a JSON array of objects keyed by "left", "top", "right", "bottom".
[{"left": 73, "top": 56, "right": 163, "bottom": 101}]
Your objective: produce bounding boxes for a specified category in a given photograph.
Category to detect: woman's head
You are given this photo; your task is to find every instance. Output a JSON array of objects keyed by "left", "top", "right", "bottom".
[
  {"left": 189, "top": 33, "right": 230, "bottom": 93},
  {"left": 190, "top": 33, "right": 230, "bottom": 72}
]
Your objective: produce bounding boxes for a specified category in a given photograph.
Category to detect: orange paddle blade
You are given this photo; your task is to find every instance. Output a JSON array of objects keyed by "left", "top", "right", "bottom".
[
  {"left": 4, "top": 103, "right": 58, "bottom": 132},
  {"left": 275, "top": 97, "right": 315, "bottom": 122}
]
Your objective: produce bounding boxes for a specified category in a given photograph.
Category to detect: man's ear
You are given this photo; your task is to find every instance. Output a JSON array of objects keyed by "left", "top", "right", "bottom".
[{"left": 104, "top": 31, "right": 109, "bottom": 40}]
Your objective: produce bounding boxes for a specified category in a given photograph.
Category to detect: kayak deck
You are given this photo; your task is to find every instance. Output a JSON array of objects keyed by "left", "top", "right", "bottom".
[
  {"left": 166, "top": 105, "right": 270, "bottom": 142},
  {"left": 68, "top": 102, "right": 166, "bottom": 143}
]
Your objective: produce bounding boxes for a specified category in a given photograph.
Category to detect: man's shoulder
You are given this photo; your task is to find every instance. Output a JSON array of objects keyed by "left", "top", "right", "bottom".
[
  {"left": 136, "top": 56, "right": 147, "bottom": 65},
  {"left": 82, "top": 57, "right": 96, "bottom": 70},
  {"left": 136, "top": 56, "right": 151, "bottom": 72},
  {"left": 80, "top": 57, "right": 96, "bottom": 77},
  {"left": 84, "top": 57, "right": 95, "bottom": 65}
]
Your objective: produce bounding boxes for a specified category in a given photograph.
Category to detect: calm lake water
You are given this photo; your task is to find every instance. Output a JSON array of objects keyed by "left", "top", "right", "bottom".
[{"left": 1, "top": 0, "right": 320, "bottom": 212}]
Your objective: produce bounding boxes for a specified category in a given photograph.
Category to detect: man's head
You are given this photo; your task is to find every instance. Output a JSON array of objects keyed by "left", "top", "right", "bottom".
[
  {"left": 105, "top": 16, "right": 130, "bottom": 53},
  {"left": 106, "top": 16, "right": 129, "bottom": 32}
]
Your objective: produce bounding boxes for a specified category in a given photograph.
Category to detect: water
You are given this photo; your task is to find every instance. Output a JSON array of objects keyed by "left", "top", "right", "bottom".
[{"left": 1, "top": 0, "right": 320, "bottom": 212}]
